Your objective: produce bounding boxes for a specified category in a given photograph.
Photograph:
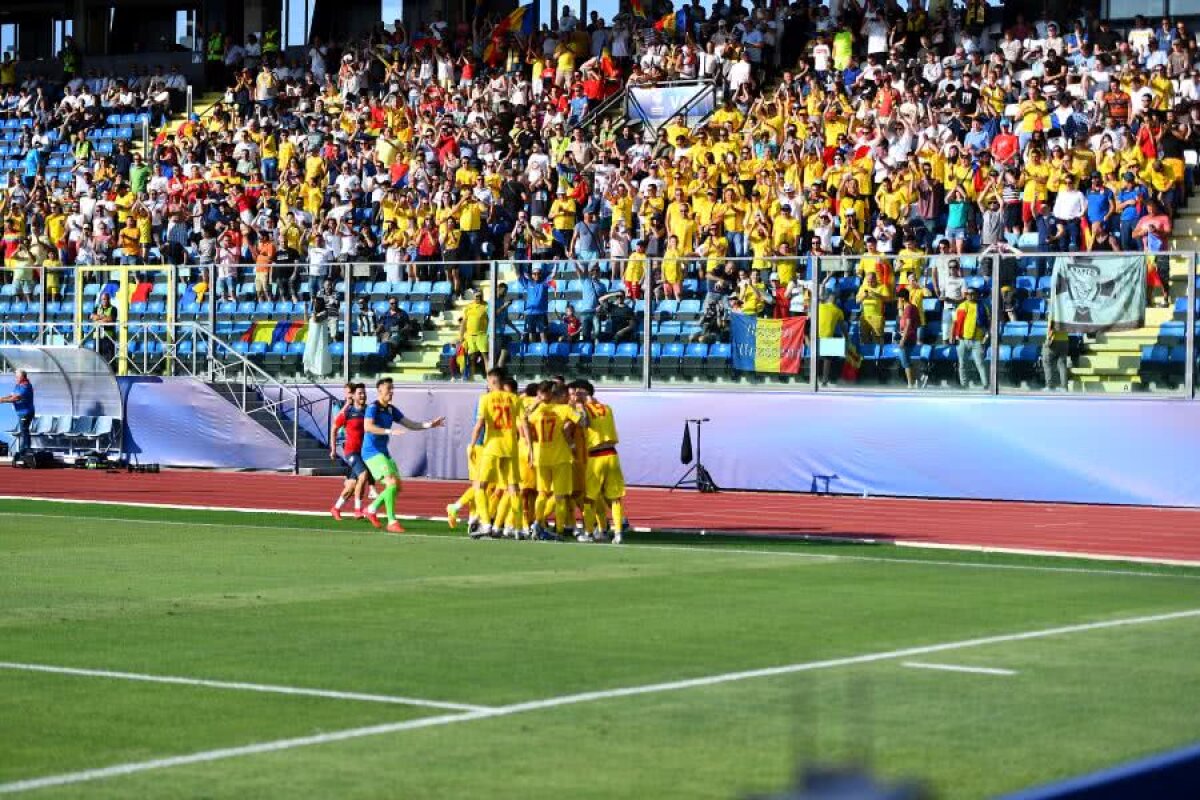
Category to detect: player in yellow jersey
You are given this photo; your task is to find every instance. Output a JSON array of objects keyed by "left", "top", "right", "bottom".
[
  {"left": 521, "top": 380, "right": 580, "bottom": 540},
  {"left": 467, "top": 368, "right": 523, "bottom": 539},
  {"left": 516, "top": 382, "right": 540, "bottom": 535},
  {"left": 570, "top": 380, "right": 628, "bottom": 543}
]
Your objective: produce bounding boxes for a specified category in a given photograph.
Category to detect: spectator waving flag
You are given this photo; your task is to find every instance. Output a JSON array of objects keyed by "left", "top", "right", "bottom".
[
  {"left": 493, "top": 4, "right": 534, "bottom": 39},
  {"left": 484, "top": 3, "right": 534, "bottom": 65},
  {"left": 655, "top": 9, "right": 687, "bottom": 38}
]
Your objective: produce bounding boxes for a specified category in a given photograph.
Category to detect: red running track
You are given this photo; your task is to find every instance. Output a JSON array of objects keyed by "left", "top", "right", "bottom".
[{"left": 2, "top": 468, "right": 1199, "bottom": 564}]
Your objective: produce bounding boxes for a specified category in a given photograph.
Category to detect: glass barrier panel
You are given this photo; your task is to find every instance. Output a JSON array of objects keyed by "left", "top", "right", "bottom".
[
  {"left": 340, "top": 260, "right": 488, "bottom": 386},
  {"left": 813, "top": 251, "right": 983, "bottom": 392},
  {"left": 496, "top": 258, "right": 643, "bottom": 388},
  {"left": 647, "top": 255, "right": 812, "bottom": 388},
  {"left": 0, "top": 266, "right": 39, "bottom": 347},
  {"left": 995, "top": 251, "right": 1187, "bottom": 396}
]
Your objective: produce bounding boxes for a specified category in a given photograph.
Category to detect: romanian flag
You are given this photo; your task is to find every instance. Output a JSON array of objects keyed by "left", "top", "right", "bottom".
[
  {"left": 630, "top": 0, "right": 647, "bottom": 18},
  {"left": 493, "top": 4, "right": 534, "bottom": 39},
  {"left": 599, "top": 47, "right": 619, "bottom": 79},
  {"left": 484, "top": 4, "right": 534, "bottom": 65},
  {"left": 730, "top": 313, "right": 806, "bottom": 374},
  {"left": 654, "top": 9, "right": 687, "bottom": 37}
]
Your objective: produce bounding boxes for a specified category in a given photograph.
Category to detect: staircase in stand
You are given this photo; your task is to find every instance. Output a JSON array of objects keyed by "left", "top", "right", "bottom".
[
  {"left": 382, "top": 290, "right": 481, "bottom": 382},
  {"left": 207, "top": 382, "right": 341, "bottom": 476},
  {"left": 1068, "top": 199, "right": 1198, "bottom": 393}
]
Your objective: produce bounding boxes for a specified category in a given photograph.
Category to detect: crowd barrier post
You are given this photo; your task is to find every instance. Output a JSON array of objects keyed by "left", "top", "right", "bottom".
[
  {"left": 342, "top": 273, "right": 352, "bottom": 383},
  {"left": 166, "top": 264, "right": 177, "bottom": 377},
  {"left": 37, "top": 266, "right": 47, "bottom": 345},
  {"left": 809, "top": 256, "right": 822, "bottom": 392},
  {"left": 1188, "top": 252, "right": 1197, "bottom": 399},
  {"left": 989, "top": 253, "right": 1001, "bottom": 395},
  {"left": 185, "top": 85, "right": 193, "bottom": 119},
  {"left": 292, "top": 394, "right": 300, "bottom": 475},
  {"left": 206, "top": 264, "right": 217, "bottom": 381},
  {"left": 642, "top": 256, "right": 653, "bottom": 389},
  {"left": 487, "top": 259, "right": 499, "bottom": 371}
]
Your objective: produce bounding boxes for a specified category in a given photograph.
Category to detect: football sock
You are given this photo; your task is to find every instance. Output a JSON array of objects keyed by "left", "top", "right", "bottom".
[
  {"left": 353, "top": 496, "right": 362, "bottom": 511},
  {"left": 610, "top": 499, "right": 625, "bottom": 531},
  {"left": 455, "top": 486, "right": 474, "bottom": 508},
  {"left": 334, "top": 494, "right": 348, "bottom": 510},
  {"left": 493, "top": 495, "right": 511, "bottom": 532},
  {"left": 582, "top": 502, "right": 598, "bottom": 533},
  {"left": 474, "top": 488, "right": 492, "bottom": 526},
  {"left": 554, "top": 498, "right": 570, "bottom": 534},
  {"left": 384, "top": 485, "right": 398, "bottom": 522},
  {"left": 535, "top": 494, "right": 550, "bottom": 526}
]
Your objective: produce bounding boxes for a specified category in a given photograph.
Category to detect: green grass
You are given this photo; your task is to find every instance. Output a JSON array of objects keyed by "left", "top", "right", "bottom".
[{"left": 1, "top": 499, "right": 1199, "bottom": 798}]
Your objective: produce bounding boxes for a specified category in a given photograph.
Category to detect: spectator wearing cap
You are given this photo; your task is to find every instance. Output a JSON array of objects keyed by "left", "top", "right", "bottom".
[{"left": 518, "top": 260, "right": 556, "bottom": 343}]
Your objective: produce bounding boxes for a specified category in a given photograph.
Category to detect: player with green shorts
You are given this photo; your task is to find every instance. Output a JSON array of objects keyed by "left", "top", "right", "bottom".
[{"left": 362, "top": 378, "right": 446, "bottom": 533}]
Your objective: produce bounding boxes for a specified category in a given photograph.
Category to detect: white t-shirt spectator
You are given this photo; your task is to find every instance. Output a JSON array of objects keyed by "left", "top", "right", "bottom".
[{"left": 812, "top": 42, "right": 831, "bottom": 72}]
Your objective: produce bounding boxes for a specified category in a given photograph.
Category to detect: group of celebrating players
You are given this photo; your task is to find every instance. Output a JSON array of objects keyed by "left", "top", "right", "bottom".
[{"left": 328, "top": 371, "right": 627, "bottom": 543}]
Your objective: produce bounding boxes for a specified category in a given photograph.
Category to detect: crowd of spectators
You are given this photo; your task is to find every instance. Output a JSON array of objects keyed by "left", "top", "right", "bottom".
[{"left": 0, "top": 2, "right": 1198, "bottom": 381}]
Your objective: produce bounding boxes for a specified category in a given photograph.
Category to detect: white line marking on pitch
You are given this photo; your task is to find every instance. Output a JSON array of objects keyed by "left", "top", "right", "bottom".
[
  {"left": 0, "top": 662, "right": 490, "bottom": 713},
  {"left": 3, "top": 606, "right": 1198, "bottom": 795},
  {"left": 901, "top": 662, "right": 1017, "bottom": 676},
  {"left": 4, "top": 509, "right": 1198, "bottom": 580}
]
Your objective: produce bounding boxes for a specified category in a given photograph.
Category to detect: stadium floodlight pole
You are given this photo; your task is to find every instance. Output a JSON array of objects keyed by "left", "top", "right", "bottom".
[
  {"left": 186, "top": 85, "right": 193, "bottom": 120},
  {"left": 989, "top": 252, "right": 1001, "bottom": 395},
  {"left": 1187, "top": 251, "right": 1197, "bottom": 400}
]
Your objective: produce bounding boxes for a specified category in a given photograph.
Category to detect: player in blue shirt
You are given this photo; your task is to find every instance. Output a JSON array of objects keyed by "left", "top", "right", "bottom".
[
  {"left": 362, "top": 377, "right": 445, "bottom": 533},
  {"left": 1, "top": 369, "right": 34, "bottom": 457}
]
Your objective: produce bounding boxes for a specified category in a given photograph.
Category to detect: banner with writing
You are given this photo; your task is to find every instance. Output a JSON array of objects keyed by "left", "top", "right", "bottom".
[{"left": 731, "top": 314, "right": 807, "bottom": 374}]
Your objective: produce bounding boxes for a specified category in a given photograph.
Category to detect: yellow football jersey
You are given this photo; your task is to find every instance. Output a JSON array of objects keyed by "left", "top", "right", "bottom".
[
  {"left": 477, "top": 391, "right": 520, "bottom": 458},
  {"left": 527, "top": 404, "right": 577, "bottom": 467},
  {"left": 582, "top": 401, "right": 619, "bottom": 450}
]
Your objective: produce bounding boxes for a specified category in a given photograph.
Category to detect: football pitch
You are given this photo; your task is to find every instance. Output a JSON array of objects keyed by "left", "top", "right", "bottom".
[{"left": 2, "top": 499, "right": 1199, "bottom": 799}]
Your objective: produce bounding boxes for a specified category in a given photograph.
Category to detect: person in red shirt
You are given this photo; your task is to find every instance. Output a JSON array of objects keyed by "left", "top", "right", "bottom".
[
  {"left": 329, "top": 383, "right": 375, "bottom": 519},
  {"left": 990, "top": 119, "right": 1019, "bottom": 168},
  {"left": 896, "top": 288, "right": 922, "bottom": 389}
]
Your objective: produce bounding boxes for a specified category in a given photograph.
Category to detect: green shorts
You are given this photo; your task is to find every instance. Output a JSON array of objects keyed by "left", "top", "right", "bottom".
[{"left": 365, "top": 454, "right": 400, "bottom": 480}]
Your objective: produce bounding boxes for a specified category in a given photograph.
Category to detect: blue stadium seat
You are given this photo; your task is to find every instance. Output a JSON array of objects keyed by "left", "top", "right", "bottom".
[
  {"left": 1020, "top": 298, "right": 1047, "bottom": 319},
  {"left": 706, "top": 342, "right": 732, "bottom": 377},
  {"left": 656, "top": 299, "right": 679, "bottom": 320},
  {"left": 329, "top": 341, "right": 346, "bottom": 358},
  {"left": 568, "top": 341, "right": 594, "bottom": 372},
  {"left": 128, "top": 301, "right": 148, "bottom": 318},
  {"left": 677, "top": 299, "right": 702, "bottom": 320},
  {"left": 591, "top": 341, "right": 616, "bottom": 372},
  {"left": 1001, "top": 322, "right": 1029, "bottom": 343},
  {"left": 1015, "top": 276, "right": 1036, "bottom": 293}
]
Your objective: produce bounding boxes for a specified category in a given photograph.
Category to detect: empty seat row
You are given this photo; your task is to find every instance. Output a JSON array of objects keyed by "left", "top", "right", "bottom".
[{"left": 8, "top": 414, "right": 120, "bottom": 453}]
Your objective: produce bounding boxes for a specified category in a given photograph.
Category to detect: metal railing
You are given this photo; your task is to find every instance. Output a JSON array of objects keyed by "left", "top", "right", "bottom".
[{"left": 3, "top": 252, "right": 1197, "bottom": 398}]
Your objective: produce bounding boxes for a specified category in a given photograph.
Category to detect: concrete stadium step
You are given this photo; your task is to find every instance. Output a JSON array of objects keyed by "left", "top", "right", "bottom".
[
  {"left": 207, "top": 381, "right": 333, "bottom": 474},
  {"left": 1068, "top": 377, "right": 1143, "bottom": 393}
]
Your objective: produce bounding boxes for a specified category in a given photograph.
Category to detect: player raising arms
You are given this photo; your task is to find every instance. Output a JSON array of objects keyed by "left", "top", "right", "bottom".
[
  {"left": 467, "top": 367, "right": 523, "bottom": 540},
  {"left": 329, "top": 383, "right": 373, "bottom": 520},
  {"left": 522, "top": 380, "right": 581, "bottom": 541},
  {"left": 573, "top": 380, "right": 628, "bottom": 544},
  {"left": 362, "top": 378, "right": 446, "bottom": 533}
]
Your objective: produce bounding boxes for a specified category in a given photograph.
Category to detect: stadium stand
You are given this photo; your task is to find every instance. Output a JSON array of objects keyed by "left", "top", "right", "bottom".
[{"left": 2, "top": 4, "right": 1199, "bottom": 391}]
